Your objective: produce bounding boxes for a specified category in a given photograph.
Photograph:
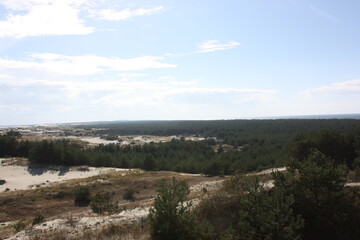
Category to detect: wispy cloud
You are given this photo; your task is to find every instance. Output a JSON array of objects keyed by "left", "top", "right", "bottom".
[
  {"left": 165, "top": 40, "right": 241, "bottom": 57},
  {"left": 309, "top": 5, "right": 340, "bottom": 23},
  {"left": 300, "top": 79, "right": 360, "bottom": 95},
  {"left": 0, "top": 53, "right": 177, "bottom": 75},
  {"left": 90, "top": 6, "right": 164, "bottom": 21},
  {"left": 92, "top": 84, "right": 276, "bottom": 108},
  {"left": 0, "top": 73, "right": 276, "bottom": 105},
  {"left": 0, "top": 0, "right": 93, "bottom": 38},
  {"left": 197, "top": 40, "right": 240, "bottom": 53}
]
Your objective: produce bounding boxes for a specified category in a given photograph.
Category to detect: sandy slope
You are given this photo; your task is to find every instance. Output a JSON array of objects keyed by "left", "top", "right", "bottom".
[
  {"left": 0, "top": 159, "right": 130, "bottom": 192},
  {"left": 4, "top": 179, "right": 224, "bottom": 240}
]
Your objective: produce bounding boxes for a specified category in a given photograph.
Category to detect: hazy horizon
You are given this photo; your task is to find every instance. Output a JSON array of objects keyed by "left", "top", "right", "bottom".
[
  {"left": 0, "top": 0, "right": 359, "bottom": 125},
  {"left": 1, "top": 113, "right": 360, "bottom": 127}
]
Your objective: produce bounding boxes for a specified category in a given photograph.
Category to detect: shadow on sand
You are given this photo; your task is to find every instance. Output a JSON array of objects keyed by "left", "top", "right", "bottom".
[{"left": 27, "top": 165, "right": 70, "bottom": 176}]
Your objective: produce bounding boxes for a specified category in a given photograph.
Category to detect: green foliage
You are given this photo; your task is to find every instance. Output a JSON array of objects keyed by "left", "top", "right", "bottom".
[
  {"left": 149, "top": 178, "right": 210, "bottom": 240},
  {"left": 122, "top": 187, "right": 136, "bottom": 201},
  {"left": 1, "top": 120, "right": 360, "bottom": 176},
  {"left": 74, "top": 186, "right": 91, "bottom": 206},
  {"left": 196, "top": 174, "right": 304, "bottom": 240},
  {"left": 13, "top": 221, "right": 26, "bottom": 232},
  {"left": 90, "top": 192, "right": 118, "bottom": 214},
  {"left": 143, "top": 156, "right": 157, "bottom": 171},
  {"left": 290, "top": 129, "right": 358, "bottom": 168},
  {"left": 32, "top": 213, "right": 45, "bottom": 226},
  {"left": 273, "top": 151, "right": 360, "bottom": 240},
  {"left": 5, "top": 130, "right": 22, "bottom": 138},
  {"left": 0, "top": 119, "right": 360, "bottom": 176},
  {"left": 102, "top": 134, "right": 118, "bottom": 141},
  {"left": 236, "top": 179, "right": 304, "bottom": 240}
]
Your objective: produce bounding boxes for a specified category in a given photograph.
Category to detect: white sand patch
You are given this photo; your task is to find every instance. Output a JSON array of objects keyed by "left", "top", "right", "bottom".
[
  {"left": 248, "top": 167, "right": 286, "bottom": 176},
  {"left": 189, "top": 179, "right": 224, "bottom": 193},
  {"left": 4, "top": 206, "right": 151, "bottom": 240},
  {"left": 0, "top": 159, "right": 130, "bottom": 192},
  {"left": 73, "top": 137, "right": 119, "bottom": 145},
  {"left": 345, "top": 182, "right": 360, "bottom": 187}
]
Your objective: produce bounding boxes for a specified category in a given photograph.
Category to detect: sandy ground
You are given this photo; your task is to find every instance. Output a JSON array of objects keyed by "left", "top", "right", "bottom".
[
  {"left": 30, "top": 135, "right": 206, "bottom": 147},
  {"left": 3, "top": 179, "right": 224, "bottom": 240},
  {"left": 0, "top": 158, "right": 130, "bottom": 192},
  {"left": 249, "top": 167, "right": 287, "bottom": 176},
  {"left": 74, "top": 137, "right": 119, "bottom": 145},
  {"left": 4, "top": 206, "right": 151, "bottom": 240}
]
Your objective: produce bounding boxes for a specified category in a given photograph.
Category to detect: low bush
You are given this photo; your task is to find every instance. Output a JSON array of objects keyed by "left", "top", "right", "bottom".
[
  {"left": 13, "top": 221, "right": 26, "bottom": 232},
  {"left": 90, "top": 192, "right": 118, "bottom": 214},
  {"left": 32, "top": 213, "right": 45, "bottom": 226},
  {"left": 74, "top": 186, "right": 91, "bottom": 206},
  {"left": 149, "top": 177, "right": 214, "bottom": 240},
  {"left": 122, "top": 187, "right": 136, "bottom": 201}
]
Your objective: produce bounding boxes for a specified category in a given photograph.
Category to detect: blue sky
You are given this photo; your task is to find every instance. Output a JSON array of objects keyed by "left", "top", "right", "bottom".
[{"left": 0, "top": 0, "right": 359, "bottom": 125}]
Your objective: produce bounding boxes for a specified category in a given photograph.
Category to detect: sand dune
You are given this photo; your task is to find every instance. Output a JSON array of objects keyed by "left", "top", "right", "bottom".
[{"left": 0, "top": 158, "right": 129, "bottom": 192}]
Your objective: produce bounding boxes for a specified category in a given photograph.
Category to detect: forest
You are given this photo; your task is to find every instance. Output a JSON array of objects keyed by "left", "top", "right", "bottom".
[{"left": 1, "top": 119, "right": 360, "bottom": 176}]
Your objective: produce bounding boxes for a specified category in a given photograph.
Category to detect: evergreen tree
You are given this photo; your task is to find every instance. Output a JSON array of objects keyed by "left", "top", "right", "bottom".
[{"left": 273, "top": 151, "right": 360, "bottom": 240}]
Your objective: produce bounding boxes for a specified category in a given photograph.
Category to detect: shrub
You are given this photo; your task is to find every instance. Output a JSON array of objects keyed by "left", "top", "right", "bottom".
[
  {"left": 32, "top": 213, "right": 45, "bottom": 226},
  {"left": 149, "top": 177, "right": 211, "bottom": 240},
  {"left": 74, "top": 186, "right": 91, "bottom": 206},
  {"left": 13, "top": 221, "right": 26, "bottom": 232},
  {"left": 123, "top": 187, "right": 136, "bottom": 201},
  {"left": 90, "top": 192, "right": 118, "bottom": 214}
]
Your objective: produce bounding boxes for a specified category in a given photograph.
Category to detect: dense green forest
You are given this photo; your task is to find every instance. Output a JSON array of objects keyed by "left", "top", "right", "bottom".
[
  {"left": 77, "top": 119, "right": 360, "bottom": 146},
  {"left": 1, "top": 119, "right": 360, "bottom": 175}
]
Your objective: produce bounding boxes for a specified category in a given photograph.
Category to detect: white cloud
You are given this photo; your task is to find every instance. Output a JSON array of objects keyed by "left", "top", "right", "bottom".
[
  {"left": 0, "top": 1, "right": 165, "bottom": 38},
  {"left": 0, "top": 53, "right": 177, "bottom": 75},
  {"left": 0, "top": 0, "right": 93, "bottom": 38},
  {"left": 0, "top": 0, "right": 89, "bottom": 10},
  {"left": 198, "top": 40, "right": 240, "bottom": 53},
  {"left": 90, "top": 6, "right": 164, "bottom": 21},
  {"left": 300, "top": 79, "right": 360, "bottom": 95}
]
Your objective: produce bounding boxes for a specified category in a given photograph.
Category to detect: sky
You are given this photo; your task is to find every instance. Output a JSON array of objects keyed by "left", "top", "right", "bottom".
[{"left": 0, "top": 0, "right": 359, "bottom": 125}]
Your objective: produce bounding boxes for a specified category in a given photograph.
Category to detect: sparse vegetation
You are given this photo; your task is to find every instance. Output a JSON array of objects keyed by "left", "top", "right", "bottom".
[
  {"left": 90, "top": 192, "right": 119, "bottom": 214},
  {"left": 13, "top": 220, "right": 26, "bottom": 232},
  {"left": 74, "top": 186, "right": 91, "bottom": 206},
  {"left": 32, "top": 213, "right": 45, "bottom": 226},
  {"left": 122, "top": 187, "right": 136, "bottom": 201}
]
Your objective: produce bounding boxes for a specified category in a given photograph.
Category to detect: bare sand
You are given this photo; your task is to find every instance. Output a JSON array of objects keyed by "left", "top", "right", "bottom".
[{"left": 0, "top": 158, "right": 129, "bottom": 192}]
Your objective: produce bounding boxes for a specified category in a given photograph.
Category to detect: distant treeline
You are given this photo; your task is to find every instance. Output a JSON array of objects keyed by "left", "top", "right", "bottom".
[
  {"left": 77, "top": 119, "right": 360, "bottom": 146},
  {"left": 1, "top": 119, "right": 360, "bottom": 175}
]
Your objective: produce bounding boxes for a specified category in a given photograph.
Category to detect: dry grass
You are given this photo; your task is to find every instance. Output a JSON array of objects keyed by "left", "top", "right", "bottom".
[
  {"left": 0, "top": 169, "right": 218, "bottom": 239},
  {"left": 28, "top": 221, "right": 151, "bottom": 240},
  {"left": 0, "top": 157, "right": 28, "bottom": 166}
]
